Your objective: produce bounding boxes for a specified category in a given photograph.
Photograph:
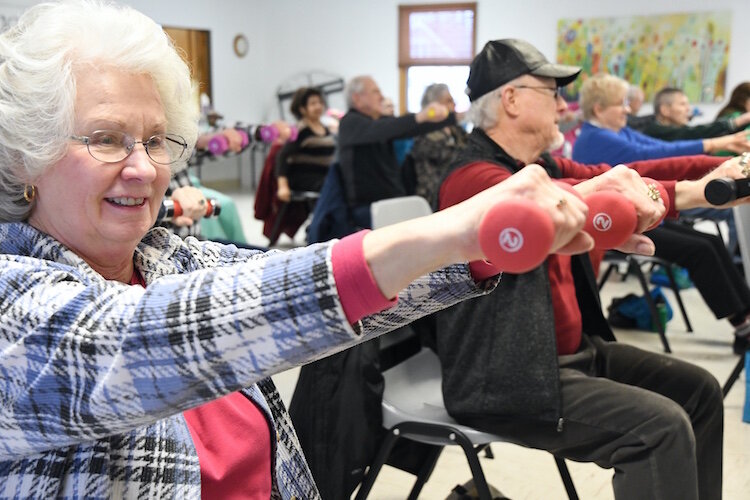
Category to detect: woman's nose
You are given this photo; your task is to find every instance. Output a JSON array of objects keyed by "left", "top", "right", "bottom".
[{"left": 121, "top": 145, "right": 158, "bottom": 181}]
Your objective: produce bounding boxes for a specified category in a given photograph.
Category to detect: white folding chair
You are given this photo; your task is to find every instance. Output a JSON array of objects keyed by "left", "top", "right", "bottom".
[{"left": 370, "top": 195, "right": 432, "bottom": 229}]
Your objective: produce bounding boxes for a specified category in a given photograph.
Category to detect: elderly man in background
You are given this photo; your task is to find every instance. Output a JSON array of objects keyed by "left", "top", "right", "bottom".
[
  {"left": 435, "top": 38, "right": 750, "bottom": 500},
  {"left": 637, "top": 86, "right": 750, "bottom": 141},
  {"left": 338, "top": 75, "right": 456, "bottom": 228}
]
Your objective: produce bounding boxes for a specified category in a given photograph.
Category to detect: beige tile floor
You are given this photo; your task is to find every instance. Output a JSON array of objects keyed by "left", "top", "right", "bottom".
[{"left": 226, "top": 189, "right": 750, "bottom": 500}]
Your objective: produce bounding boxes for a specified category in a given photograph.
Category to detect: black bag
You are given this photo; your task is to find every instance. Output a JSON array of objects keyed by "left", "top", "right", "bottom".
[
  {"left": 607, "top": 293, "right": 640, "bottom": 329},
  {"left": 446, "top": 479, "right": 510, "bottom": 500},
  {"left": 606, "top": 287, "right": 673, "bottom": 331}
]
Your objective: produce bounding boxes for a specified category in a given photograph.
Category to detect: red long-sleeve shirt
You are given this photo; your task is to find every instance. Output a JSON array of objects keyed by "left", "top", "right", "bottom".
[{"left": 439, "top": 154, "right": 723, "bottom": 354}]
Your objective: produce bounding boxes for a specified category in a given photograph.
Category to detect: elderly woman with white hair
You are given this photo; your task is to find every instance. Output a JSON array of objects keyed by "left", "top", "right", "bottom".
[
  {"left": 572, "top": 72, "right": 750, "bottom": 165},
  {"left": 572, "top": 73, "right": 750, "bottom": 352},
  {"left": 0, "top": 1, "right": 594, "bottom": 498}
]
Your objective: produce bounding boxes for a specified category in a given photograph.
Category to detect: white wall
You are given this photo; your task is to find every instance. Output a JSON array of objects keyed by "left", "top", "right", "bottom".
[
  {"left": 3, "top": 0, "right": 748, "bottom": 181},
  {"left": 5, "top": 0, "right": 747, "bottom": 122},
  {"left": 122, "top": 0, "right": 272, "bottom": 125},
  {"left": 256, "top": 0, "right": 750, "bottom": 123},
  {"left": 0, "top": 0, "right": 268, "bottom": 124}
]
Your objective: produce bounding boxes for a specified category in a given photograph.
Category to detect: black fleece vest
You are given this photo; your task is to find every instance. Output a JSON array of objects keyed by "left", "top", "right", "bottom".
[{"left": 436, "top": 129, "right": 614, "bottom": 424}]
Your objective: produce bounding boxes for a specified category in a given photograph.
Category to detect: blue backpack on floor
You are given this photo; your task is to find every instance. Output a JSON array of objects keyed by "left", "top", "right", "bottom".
[{"left": 607, "top": 287, "right": 674, "bottom": 332}]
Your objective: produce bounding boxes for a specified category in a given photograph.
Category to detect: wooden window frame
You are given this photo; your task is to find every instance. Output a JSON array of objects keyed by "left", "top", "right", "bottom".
[{"left": 398, "top": 2, "right": 476, "bottom": 113}]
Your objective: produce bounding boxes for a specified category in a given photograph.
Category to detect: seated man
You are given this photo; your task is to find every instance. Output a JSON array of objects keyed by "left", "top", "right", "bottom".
[
  {"left": 639, "top": 87, "right": 750, "bottom": 141},
  {"left": 436, "top": 38, "right": 742, "bottom": 500},
  {"left": 337, "top": 75, "right": 455, "bottom": 228}
]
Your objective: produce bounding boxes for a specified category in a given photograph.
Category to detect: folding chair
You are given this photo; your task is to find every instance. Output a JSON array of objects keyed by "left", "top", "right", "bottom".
[
  {"left": 354, "top": 348, "right": 578, "bottom": 500},
  {"left": 371, "top": 195, "right": 432, "bottom": 228},
  {"left": 267, "top": 190, "right": 319, "bottom": 246}
]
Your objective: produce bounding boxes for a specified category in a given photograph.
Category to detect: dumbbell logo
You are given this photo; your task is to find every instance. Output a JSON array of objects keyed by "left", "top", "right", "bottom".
[
  {"left": 499, "top": 227, "right": 524, "bottom": 253},
  {"left": 592, "top": 213, "right": 613, "bottom": 232}
]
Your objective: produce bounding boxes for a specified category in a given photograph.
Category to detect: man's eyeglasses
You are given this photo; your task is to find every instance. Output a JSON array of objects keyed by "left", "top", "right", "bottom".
[
  {"left": 513, "top": 85, "right": 561, "bottom": 100},
  {"left": 70, "top": 130, "right": 188, "bottom": 165}
]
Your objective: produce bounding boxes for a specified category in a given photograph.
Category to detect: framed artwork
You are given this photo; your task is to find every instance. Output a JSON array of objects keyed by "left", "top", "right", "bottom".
[{"left": 557, "top": 11, "right": 731, "bottom": 103}]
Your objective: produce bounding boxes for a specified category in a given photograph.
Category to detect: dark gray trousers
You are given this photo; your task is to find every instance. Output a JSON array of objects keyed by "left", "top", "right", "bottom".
[{"left": 460, "top": 337, "right": 724, "bottom": 500}]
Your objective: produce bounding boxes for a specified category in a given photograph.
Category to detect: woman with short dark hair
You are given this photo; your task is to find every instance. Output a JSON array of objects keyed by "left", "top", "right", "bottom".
[{"left": 276, "top": 86, "right": 335, "bottom": 202}]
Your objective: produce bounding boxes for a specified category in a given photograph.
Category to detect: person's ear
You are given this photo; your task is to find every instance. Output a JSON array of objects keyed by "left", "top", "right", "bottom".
[
  {"left": 592, "top": 102, "right": 605, "bottom": 118},
  {"left": 500, "top": 87, "right": 519, "bottom": 117}
]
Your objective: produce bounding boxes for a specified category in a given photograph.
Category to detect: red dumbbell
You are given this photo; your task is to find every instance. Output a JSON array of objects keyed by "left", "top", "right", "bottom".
[
  {"left": 478, "top": 199, "right": 556, "bottom": 273},
  {"left": 582, "top": 191, "right": 638, "bottom": 249},
  {"left": 553, "top": 182, "right": 636, "bottom": 250},
  {"left": 157, "top": 198, "right": 221, "bottom": 222},
  {"left": 559, "top": 180, "right": 667, "bottom": 248},
  {"left": 478, "top": 182, "right": 668, "bottom": 273}
]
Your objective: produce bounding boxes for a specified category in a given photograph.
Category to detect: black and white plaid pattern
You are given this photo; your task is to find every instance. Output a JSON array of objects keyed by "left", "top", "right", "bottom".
[{"left": 0, "top": 222, "right": 495, "bottom": 498}]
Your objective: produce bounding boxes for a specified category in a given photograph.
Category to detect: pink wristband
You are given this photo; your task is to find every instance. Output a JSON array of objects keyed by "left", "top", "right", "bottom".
[
  {"left": 469, "top": 260, "right": 502, "bottom": 281},
  {"left": 331, "top": 230, "right": 398, "bottom": 324}
]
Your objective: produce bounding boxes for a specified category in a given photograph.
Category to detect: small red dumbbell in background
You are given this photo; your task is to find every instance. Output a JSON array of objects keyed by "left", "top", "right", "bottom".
[{"left": 157, "top": 198, "right": 221, "bottom": 222}]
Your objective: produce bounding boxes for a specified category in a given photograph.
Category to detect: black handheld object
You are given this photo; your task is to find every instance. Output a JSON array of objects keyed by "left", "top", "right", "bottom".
[
  {"left": 157, "top": 198, "right": 221, "bottom": 222},
  {"left": 704, "top": 177, "right": 750, "bottom": 205}
]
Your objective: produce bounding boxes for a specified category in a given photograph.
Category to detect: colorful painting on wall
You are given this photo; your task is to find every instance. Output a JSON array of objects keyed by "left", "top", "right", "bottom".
[{"left": 557, "top": 11, "right": 731, "bottom": 103}]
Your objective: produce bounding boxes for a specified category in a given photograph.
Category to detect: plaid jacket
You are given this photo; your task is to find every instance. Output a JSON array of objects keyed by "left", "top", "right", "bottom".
[{"left": 0, "top": 222, "right": 494, "bottom": 498}]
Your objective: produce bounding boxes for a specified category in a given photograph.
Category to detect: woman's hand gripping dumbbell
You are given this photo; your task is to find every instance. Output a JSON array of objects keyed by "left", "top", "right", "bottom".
[
  {"left": 158, "top": 185, "right": 221, "bottom": 227},
  {"left": 206, "top": 128, "right": 250, "bottom": 155},
  {"left": 157, "top": 198, "right": 221, "bottom": 224},
  {"left": 703, "top": 152, "right": 750, "bottom": 206}
]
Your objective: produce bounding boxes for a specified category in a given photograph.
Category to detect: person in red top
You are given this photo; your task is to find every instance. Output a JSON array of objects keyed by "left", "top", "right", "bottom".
[{"left": 435, "top": 39, "right": 750, "bottom": 500}]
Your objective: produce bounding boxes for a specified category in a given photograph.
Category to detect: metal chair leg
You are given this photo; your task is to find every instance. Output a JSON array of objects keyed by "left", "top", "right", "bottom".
[
  {"left": 406, "top": 446, "right": 444, "bottom": 500},
  {"left": 354, "top": 428, "right": 401, "bottom": 500},
  {"left": 451, "top": 432, "right": 494, "bottom": 500},
  {"left": 628, "top": 257, "right": 671, "bottom": 353},
  {"left": 722, "top": 352, "right": 746, "bottom": 398},
  {"left": 598, "top": 262, "right": 618, "bottom": 290},
  {"left": 554, "top": 456, "right": 579, "bottom": 500},
  {"left": 662, "top": 264, "right": 693, "bottom": 332},
  {"left": 267, "top": 202, "right": 289, "bottom": 246}
]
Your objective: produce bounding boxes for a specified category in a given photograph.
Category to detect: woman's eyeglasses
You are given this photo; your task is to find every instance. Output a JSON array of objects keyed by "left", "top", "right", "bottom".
[{"left": 70, "top": 130, "right": 188, "bottom": 165}]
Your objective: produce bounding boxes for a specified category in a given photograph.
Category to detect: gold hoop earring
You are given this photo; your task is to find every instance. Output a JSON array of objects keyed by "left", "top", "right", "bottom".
[{"left": 23, "top": 184, "right": 36, "bottom": 203}]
